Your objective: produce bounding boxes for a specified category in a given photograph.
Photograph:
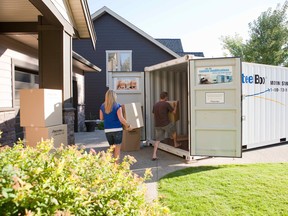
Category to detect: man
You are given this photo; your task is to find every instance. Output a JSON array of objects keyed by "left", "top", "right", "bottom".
[{"left": 152, "top": 91, "right": 181, "bottom": 160}]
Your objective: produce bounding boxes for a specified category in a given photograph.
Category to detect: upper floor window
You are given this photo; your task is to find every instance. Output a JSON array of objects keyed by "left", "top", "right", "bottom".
[{"left": 106, "top": 50, "right": 132, "bottom": 72}]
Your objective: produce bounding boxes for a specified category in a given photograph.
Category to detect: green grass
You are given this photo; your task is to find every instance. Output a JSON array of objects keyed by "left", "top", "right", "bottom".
[{"left": 158, "top": 163, "right": 288, "bottom": 216}]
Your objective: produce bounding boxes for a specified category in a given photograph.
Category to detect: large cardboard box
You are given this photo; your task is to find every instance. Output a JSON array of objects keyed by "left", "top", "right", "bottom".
[
  {"left": 121, "top": 103, "right": 144, "bottom": 129},
  {"left": 20, "top": 89, "right": 62, "bottom": 127},
  {"left": 121, "top": 128, "right": 141, "bottom": 151},
  {"left": 167, "top": 101, "right": 180, "bottom": 122},
  {"left": 25, "top": 124, "right": 67, "bottom": 148}
]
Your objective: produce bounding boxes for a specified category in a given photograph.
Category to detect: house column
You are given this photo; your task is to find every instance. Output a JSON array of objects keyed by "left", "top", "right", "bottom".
[{"left": 38, "top": 16, "right": 75, "bottom": 144}]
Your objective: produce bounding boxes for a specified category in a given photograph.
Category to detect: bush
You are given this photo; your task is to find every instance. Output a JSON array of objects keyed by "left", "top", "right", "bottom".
[
  {"left": 97, "top": 121, "right": 104, "bottom": 130},
  {"left": 0, "top": 139, "right": 170, "bottom": 215}
]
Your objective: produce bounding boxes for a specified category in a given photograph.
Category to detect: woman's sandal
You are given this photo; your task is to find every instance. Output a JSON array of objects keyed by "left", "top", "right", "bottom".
[{"left": 152, "top": 157, "right": 158, "bottom": 161}]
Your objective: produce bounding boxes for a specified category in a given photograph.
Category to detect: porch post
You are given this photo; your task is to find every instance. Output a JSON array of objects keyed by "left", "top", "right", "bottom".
[{"left": 38, "top": 16, "right": 75, "bottom": 144}]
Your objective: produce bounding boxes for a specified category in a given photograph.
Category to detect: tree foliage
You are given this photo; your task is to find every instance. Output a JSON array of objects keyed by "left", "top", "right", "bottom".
[{"left": 221, "top": 1, "right": 288, "bottom": 66}]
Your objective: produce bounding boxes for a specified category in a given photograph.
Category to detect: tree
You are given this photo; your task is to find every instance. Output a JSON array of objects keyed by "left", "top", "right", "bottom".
[
  {"left": 221, "top": 1, "right": 288, "bottom": 66},
  {"left": 220, "top": 34, "right": 245, "bottom": 58}
]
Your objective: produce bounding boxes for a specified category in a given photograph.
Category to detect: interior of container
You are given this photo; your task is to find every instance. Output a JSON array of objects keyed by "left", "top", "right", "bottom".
[{"left": 146, "top": 61, "right": 190, "bottom": 152}]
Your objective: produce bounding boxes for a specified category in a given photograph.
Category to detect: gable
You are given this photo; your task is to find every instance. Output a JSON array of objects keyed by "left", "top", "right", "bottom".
[{"left": 91, "top": 7, "right": 179, "bottom": 58}]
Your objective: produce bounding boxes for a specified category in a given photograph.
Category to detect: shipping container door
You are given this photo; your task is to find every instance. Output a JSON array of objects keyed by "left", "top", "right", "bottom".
[{"left": 189, "top": 58, "right": 242, "bottom": 157}]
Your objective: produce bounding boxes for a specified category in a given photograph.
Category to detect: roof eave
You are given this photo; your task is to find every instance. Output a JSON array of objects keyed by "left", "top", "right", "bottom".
[
  {"left": 73, "top": 51, "right": 101, "bottom": 72},
  {"left": 78, "top": 0, "right": 96, "bottom": 49}
]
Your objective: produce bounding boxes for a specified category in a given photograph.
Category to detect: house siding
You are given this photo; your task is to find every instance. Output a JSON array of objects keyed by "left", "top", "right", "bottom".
[
  {"left": 0, "top": 35, "right": 90, "bottom": 146},
  {"left": 0, "top": 50, "right": 13, "bottom": 108},
  {"left": 73, "top": 13, "right": 176, "bottom": 119},
  {"left": 0, "top": 36, "right": 38, "bottom": 145}
]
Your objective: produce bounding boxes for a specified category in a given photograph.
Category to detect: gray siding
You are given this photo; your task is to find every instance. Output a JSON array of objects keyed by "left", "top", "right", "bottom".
[
  {"left": 0, "top": 50, "right": 12, "bottom": 108},
  {"left": 73, "top": 13, "right": 176, "bottom": 119}
]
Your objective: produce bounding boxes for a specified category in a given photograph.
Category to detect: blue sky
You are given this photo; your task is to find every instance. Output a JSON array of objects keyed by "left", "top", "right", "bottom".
[{"left": 87, "top": 0, "right": 286, "bottom": 57}]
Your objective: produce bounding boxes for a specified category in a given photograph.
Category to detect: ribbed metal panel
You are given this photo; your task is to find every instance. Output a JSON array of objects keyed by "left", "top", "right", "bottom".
[
  {"left": 242, "top": 62, "right": 288, "bottom": 148},
  {"left": 147, "top": 68, "right": 188, "bottom": 139}
]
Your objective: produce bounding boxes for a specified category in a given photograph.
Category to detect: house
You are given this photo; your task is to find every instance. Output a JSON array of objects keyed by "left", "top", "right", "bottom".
[
  {"left": 0, "top": 0, "right": 99, "bottom": 145},
  {"left": 73, "top": 6, "right": 203, "bottom": 120}
]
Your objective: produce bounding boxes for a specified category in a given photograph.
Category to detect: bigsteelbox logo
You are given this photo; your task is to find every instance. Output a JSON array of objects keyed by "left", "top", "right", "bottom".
[{"left": 242, "top": 74, "right": 265, "bottom": 84}]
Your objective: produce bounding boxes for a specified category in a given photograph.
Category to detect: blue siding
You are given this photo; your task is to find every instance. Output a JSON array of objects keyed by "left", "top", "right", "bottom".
[{"left": 73, "top": 13, "right": 176, "bottom": 118}]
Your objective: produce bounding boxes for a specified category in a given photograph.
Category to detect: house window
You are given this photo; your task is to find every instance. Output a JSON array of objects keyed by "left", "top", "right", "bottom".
[
  {"left": 14, "top": 68, "right": 39, "bottom": 140},
  {"left": 14, "top": 69, "right": 39, "bottom": 109},
  {"left": 106, "top": 50, "right": 132, "bottom": 86}
]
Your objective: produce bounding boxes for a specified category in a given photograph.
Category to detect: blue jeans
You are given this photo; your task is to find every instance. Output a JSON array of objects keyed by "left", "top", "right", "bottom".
[{"left": 105, "top": 131, "right": 123, "bottom": 145}]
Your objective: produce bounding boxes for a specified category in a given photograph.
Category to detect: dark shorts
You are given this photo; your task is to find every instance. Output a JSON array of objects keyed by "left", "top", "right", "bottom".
[
  {"left": 155, "top": 122, "right": 176, "bottom": 141},
  {"left": 105, "top": 131, "right": 123, "bottom": 145}
]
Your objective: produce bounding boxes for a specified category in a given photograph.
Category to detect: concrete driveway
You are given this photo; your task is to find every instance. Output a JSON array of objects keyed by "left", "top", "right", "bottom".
[{"left": 75, "top": 130, "right": 288, "bottom": 201}]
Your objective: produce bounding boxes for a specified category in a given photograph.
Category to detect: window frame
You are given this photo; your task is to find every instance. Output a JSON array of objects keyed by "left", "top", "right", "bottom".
[
  {"left": 105, "top": 50, "right": 132, "bottom": 86},
  {"left": 12, "top": 59, "right": 38, "bottom": 109}
]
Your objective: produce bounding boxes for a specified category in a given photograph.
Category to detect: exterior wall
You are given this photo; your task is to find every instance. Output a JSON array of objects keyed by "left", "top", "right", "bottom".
[
  {"left": 73, "top": 13, "right": 177, "bottom": 119},
  {"left": 0, "top": 110, "right": 16, "bottom": 146},
  {"left": 73, "top": 68, "right": 86, "bottom": 132},
  {"left": 0, "top": 35, "right": 86, "bottom": 146},
  {"left": 63, "top": 108, "right": 75, "bottom": 145},
  {"left": 0, "top": 36, "right": 38, "bottom": 145}
]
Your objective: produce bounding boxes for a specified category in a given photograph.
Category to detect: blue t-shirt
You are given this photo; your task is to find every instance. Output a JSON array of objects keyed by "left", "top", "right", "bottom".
[{"left": 100, "top": 103, "right": 123, "bottom": 132}]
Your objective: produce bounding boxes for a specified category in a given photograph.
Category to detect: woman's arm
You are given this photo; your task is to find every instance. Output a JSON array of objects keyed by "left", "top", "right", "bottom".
[
  {"left": 117, "top": 107, "right": 130, "bottom": 128},
  {"left": 99, "top": 109, "right": 104, "bottom": 120}
]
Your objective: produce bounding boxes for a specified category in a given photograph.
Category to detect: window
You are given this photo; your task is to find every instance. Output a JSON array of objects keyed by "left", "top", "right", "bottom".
[
  {"left": 106, "top": 51, "right": 132, "bottom": 86},
  {"left": 14, "top": 69, "right": 39, "bottom": 108},
  {"left": 14, "top": 68, "right": 39, "bottom": 140},
  {"left": 107, "top": 51, "right": 132, "bottom": 72}
]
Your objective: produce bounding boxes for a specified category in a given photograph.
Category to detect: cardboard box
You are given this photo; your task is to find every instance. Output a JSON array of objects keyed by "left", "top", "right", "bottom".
[
  {"left": 167, "top": 101, "right": 180, "bottom": 122},
  {"left": 121, "top": 103, "right": 144, "bottom": 129},
  {"left": 20, "top": 89, "right": 62, "bottom": 127},
  {"left": 25, "top": 124, "right": 67, "bottom": 148},
  {"left": 121, "top": 128, "right": 141, "bottom": 151}
]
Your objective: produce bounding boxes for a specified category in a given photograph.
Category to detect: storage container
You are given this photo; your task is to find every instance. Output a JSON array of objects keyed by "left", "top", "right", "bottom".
[{"left": 145, "top": 55, "right": 288, "bottom": 160}]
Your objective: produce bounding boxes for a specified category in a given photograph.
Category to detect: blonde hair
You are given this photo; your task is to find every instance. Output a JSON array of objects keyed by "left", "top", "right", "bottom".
[{"left": 104, "top": 90, "right": 117, "bottom": 114}]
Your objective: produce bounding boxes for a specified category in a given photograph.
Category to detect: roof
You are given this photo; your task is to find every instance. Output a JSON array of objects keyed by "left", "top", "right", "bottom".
[
  {"left": 180, "top": 52, "right": 204, "bottom": 57},
  {"left": 72, "top": 52, "right": 101, "bottom": 72},
  {"left": 156, "top": 38, "right": 204, "bottom": 57},
  {"left": 0, "top": 0, "right": 96, "bottom": 49},
  {"left": 156, "top": 39, "right": 184, "bottom": 53},
  {"left": 91, "top": 6, "right": 180, "bottom": 58}
]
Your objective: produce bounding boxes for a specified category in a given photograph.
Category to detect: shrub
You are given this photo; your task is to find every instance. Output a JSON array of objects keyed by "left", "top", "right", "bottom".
[
  {"left": 97, "top": 121, "right": 104, "bottom": 130},
  {"left": 0, "top": 139, "right": 170, "bottom": 215}
]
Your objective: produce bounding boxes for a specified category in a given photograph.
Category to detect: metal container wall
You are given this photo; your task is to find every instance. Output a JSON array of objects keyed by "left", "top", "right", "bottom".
[
  {"left": 242, "top": 62, "right": 288, "bottom": 149},
  {"left": 146, "top": 59, "right": 288, "bottom": 153},
  {"left": 146, "top": 67, "right": 189, "bottom": 141}
]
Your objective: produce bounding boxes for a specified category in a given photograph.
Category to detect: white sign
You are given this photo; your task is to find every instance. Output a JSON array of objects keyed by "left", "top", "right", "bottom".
[{"left": 205, "top": 92, "right": 225, "bottom": 104}]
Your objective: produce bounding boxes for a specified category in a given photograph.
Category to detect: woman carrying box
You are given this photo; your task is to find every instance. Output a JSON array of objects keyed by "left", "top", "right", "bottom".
[{"left": 99, "top": 90, "right": 132, "bottom": 163}]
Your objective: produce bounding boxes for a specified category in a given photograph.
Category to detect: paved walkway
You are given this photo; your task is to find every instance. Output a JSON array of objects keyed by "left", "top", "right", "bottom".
[{"left": 75, "top": 130, "right": 288, "bottom": 202}]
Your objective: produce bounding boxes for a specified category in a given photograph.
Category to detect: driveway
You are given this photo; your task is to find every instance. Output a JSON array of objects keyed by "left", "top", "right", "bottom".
[{"left": 75, "top": 130, "right": 288, "bottom": 201}]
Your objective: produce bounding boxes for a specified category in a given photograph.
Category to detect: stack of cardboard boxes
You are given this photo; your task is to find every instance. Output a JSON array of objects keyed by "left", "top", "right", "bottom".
[
  {"left": 20, "top": 89, "right": 67, "bottom": 148},
  {"left": 121, "top": 102, "right": 144, "bottom": 151}
]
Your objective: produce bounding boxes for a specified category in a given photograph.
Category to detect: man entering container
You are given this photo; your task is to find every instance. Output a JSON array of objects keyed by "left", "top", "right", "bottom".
[{"left": 152, "top": 91, "right": 181, "bottom": 160}]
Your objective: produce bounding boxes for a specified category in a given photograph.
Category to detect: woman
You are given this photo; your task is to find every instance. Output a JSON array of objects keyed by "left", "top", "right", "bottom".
[{"left": 99, "top": 90, "right": 131, "bottom": 163}]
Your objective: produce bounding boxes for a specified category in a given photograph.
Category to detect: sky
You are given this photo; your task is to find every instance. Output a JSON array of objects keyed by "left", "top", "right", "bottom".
[{"left": 87, "top": 0, "right": 286, "bottom": 58}]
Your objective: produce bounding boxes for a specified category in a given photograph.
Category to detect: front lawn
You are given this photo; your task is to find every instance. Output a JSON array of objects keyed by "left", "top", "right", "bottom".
[{"left": 159, "top": 163, "right": 288, "bottom": 215}]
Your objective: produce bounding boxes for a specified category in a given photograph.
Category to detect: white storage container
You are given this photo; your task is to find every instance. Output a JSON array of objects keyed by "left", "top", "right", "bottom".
[
  {"left": 242, "top": 62, "right": 288, "bottom": 149},
  {"left": 145, "top": 55, "right": 288, "bottom": 160}
]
